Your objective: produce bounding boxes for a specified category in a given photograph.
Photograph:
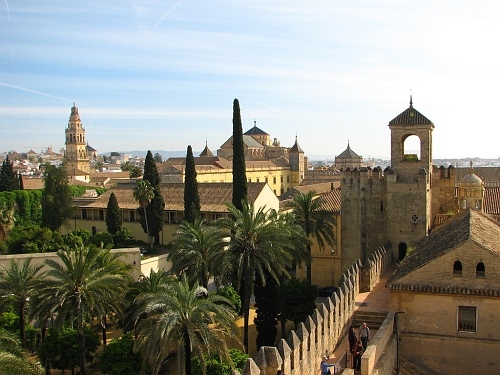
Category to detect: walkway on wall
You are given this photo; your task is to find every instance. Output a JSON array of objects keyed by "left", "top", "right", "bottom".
[{"left": 326, "top": 264, "right": 395, "bottom": 369}]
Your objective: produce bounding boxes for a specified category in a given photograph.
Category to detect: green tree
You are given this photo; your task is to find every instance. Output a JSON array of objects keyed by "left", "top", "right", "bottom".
[
  {"left": 129, "top": 166, "right": 142, "bottom": 178},
  {"left": 98, "top": 333, "right": 142, "bottom": 375},
  {"left": 143, "top": 150, "right": 161, "bottom": 188},
  {"left": 89, "top": 231, "right": 114, "bottom": 249},
  {"left": 0, "top": 201, "right": 16, "bottom": 241},
  {"left": 6, "top": 225, "right": 62, "bottom": 254},
  {"left": 114, "top": 227, "right": 133, "bottom": 247},
  {"left": 106, "top": 192, "right": 122, "bottom": 235},
  {"left": 168, "top": 217, "right": 226, "bottom": 289},
  {"left": 192, "top": 348, "right": 249, "bottom": 375},
  {"left": 122, "top": 269, "right": 176, "bottom": 334},
  {"left": 38, "top": 326, "right": 100, "bottom": 374},
  {"left": 231, "top": 99, "right": 247, "bottom": 211},
  {"left": 35, "top": 246, "right": 132, "bottom": 375},
  {"left": 41, "top": 164, "right": 74, "bottom": 231},
  {"left": 216, "top": 202, "right": 307, "bottom": 353},
  {"left": 134, "top": 276, "right": 240, "bottom": 375},
  {"left": 286, "top": 191, "right": 336, "bottom": 282},
  {"left": 133, "top": 180, "right": 154, "bottom": 247},
  {"left": 183, "top": 145, "right": 201, "bottom": 224},
  {"left": 0, "top": 330, "right": 43, "bottom": 375},
  {"left": 142, "top": 150, "right": 165, "bottom": 245},
  {"left": 254, "top": 272, "right": 279, "bottom": 349},
  {"left": 120, "top": 161, "right": 133, "bottom": 172},
  {"left": 153, "top": 152, "right": 163, "bottom": 163},
  {"left": 144, "top": 189, "right": 165, "bottom": 246},
  {"left": 281, "top": 277, "right": 318, "bottom": 329},
  {"left": 0, "top": 156, "right": 20, "bottom": 192},
  {"left": 0, "top": 258, "right": 44, "bottom": 348}
]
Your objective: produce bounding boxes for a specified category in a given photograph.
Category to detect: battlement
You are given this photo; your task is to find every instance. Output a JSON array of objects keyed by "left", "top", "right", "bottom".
[{"left": 235, "top": 245, "right": 392, "bottom": 375}]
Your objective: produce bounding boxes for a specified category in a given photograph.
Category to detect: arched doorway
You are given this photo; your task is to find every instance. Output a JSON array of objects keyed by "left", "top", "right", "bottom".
[{"left": 398, "top": 243, "right": 407, "bottom": 261}]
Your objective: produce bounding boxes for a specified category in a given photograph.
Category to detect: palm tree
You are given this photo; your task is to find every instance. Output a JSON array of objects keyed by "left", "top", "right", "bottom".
[
  {"left": 168, "top": 217, "right": 227, "bottom": 289},
  {"left": 0, "top": 258, "right": 44, "bottom": 348},
  {"left": 133, "top": 180, "right": 155, "bottom": 247},
  {"left": 122, "top": 269, "right": 176, "bottom": 333},
  {"left": 286, "top": 191, "right": 336, "bottom": 282},
  {"left": 216, "top": 201, "right": 307, "bottom": 353},
  {"left": 35, "top": 246, "right": 132, "bottom": 375},
  {"left": 0, "top": 201, "right": 16, "bottom": 241},
  {"left": 0, "top": 330, "right": 43, "bottom": 375},
  {"left": 134, "top": 276, "right": 240, "bottom": 375}
]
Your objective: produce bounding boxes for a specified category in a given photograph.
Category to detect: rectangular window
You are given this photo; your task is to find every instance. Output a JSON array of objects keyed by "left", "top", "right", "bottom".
[
  {"left": 458, "top": 306, "right": 476, "bottom": 332},
  {"left": 273, "top": 177, "right": 276, "bottom": 184}
]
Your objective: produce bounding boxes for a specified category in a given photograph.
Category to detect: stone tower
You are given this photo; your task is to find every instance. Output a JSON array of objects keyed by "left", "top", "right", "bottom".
[
  {"left": 386, "top": 96, "right": 434, "bottom": 260},
  {"left": 341, "top": 97, "right": 435, "bottom": 267},
  {"left": 65, "top": 103, "right": 90, "bottom": 175},
  {"left": 289, "top": 135, "right": 305, "bottom": 184}
]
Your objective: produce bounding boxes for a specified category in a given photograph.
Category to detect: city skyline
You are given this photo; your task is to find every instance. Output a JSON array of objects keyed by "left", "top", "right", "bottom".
[{"left": 1, "top": 1, "right": 499, "bottom": 159}]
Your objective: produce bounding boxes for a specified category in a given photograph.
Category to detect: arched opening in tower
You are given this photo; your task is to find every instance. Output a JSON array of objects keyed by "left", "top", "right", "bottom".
[{"left": 402, "top": 134, "right": 421, "bottom": 162}]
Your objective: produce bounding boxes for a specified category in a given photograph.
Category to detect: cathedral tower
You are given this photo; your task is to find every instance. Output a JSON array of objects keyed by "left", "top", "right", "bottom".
[{"left": 65, "top": 103, "right": 90, "bottom": 175}]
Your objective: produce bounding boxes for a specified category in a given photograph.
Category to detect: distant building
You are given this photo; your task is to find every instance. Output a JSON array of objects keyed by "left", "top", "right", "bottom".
[
  {"left": 335, "top": 141, "right": 362, "bottom": 169},
  {"left": 160, "top": 121, "right": 306, "bottom": 197}
]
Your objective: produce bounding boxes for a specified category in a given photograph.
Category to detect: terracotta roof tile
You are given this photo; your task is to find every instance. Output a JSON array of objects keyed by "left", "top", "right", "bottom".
[
  {"left": 387, "top": 210, "right": 500, "bottom": 288},
  {"left": 82, "top": 182, "right": 267, "bottom": 212}
]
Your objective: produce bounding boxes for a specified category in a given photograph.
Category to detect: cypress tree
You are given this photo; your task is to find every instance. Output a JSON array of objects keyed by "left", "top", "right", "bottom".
[
  {"left": 41, "top": 164, "right": 74, "bottom": 231},
  {"left": 105, "top": 192, "right": 122, "bottom": 235},
  {"left": 183, "top": 145, "right": 200, "bottom": 224},
  {"left": 0, "top": 155, "right": 20, "bottom": 191},
  {"left": 143, "top": 150, "right": 161, "bottom": 188},
  {"left": 141, "top": 152, "right": 165, "bottom": 245},
  {"left": 231, "top": 99, "right": 247, "bottom": 211}
]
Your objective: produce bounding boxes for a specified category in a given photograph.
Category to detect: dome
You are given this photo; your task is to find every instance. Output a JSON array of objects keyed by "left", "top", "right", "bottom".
[
  {"left": 460, "top": 173, "right": 483, "bottom": 187},
  {"left": 460, "top": 162, "right": 483, "bottom": 187}
]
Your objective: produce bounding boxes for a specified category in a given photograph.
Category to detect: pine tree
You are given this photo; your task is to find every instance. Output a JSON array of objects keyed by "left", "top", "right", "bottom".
[
  {"left": 183, "top": 145, "right": 200, "bottom": 224},
  {"left": 0, "top": 156, "right": 20, "bottom": 192},
  {"left": 231, "top": 99, "right": 247, "bottom": 211},
  {"left": 105, "top": 192, "right": 122, "bottom": 235},
  {"left": 41, "top": 164, "right": 74, "bottom": 231}
]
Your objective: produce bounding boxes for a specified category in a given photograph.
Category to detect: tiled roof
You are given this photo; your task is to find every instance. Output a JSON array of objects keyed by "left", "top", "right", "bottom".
[
  {"left": 389, "top": 98, "right": 433, "bottom": 126},
  {"left": 244, "top": 124, "right": 269, "bottom": 136},
  {"left": 485, "top": 187, "right": 500, "bottom": 214},
  {"left": 456, "top": 167, "right": 500, "bottom": 185},
  {"left": 243, "top": 135, "right": 265, "bottom": 148},
  {"left": 336, "top": 143, "right": 361, "bottom": 159},
  {"left": 81, "top": 182, "right": 267, "bottom": 212},
  {"left": 387, "top": 210, "right": 500, "bottom": 288},
  {"left": 316, "top": 188, "right": 341, "bottom": 213},
  {"left": 21, "top": 177, "right": 44, "bottom": 190},
  {"left": 289, "top": 137, "right": 303, "bottom": 153}
]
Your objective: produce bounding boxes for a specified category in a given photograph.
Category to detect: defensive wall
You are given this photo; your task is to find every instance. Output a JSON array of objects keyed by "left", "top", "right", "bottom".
[{"left": 234, "top": 245, "right": 394, "bottom": 375}]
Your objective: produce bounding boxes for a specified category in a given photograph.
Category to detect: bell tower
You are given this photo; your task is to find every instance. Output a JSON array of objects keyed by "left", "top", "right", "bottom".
[{"left": 65, "top": 103, "right": 90, "bottom": 175}]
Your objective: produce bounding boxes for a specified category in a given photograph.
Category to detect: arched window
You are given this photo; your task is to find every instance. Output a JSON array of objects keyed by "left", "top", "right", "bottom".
[
  {"left": 402, "top": 135, "right": 421, "bottom": 161},
  {"left": 476, "top": 262, "right": 485, "bottom": 278},
  {"left": 453, "top": 261, "right": 462, "bottom": 277}
]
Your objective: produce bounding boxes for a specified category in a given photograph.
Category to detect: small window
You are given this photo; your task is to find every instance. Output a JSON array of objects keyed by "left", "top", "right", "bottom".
[
  {"left": 453, "top": 261, "right": 462, "bottom": 277},
  {"left": 475, "top": 200, "right": 482, "bottom": 210},
  {"left": 476, "top": 262, "right": 485, "bottom": 278},
  {"left": 273, "top": 177, "right": 276, "bottom": 184},
  {"left": 458, "top": 306, "right": 476, "bottom": 332}
]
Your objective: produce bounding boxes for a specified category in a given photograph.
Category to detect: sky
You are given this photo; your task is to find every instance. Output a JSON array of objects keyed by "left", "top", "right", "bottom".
[{"left": 1, "top": 1, "right": 499, "bottom": 160}]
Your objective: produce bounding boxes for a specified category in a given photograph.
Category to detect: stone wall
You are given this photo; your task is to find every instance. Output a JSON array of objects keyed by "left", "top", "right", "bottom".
[
  {"left": 360, "top": 244, "right": 393, "bottom": 292},
  {"left": 234, "top": 252, "right": 392, "bottom": 375}
]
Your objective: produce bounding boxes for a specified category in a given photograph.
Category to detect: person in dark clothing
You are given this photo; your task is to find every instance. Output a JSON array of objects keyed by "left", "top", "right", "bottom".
[
  {"left": 352, "top": 340, "right": 364, "bottom": 370},
  {"left": 348, "top": 326, "right": 357, "bottom": 352}
]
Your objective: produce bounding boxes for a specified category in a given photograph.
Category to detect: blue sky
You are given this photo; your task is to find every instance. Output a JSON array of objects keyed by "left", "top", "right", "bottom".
[{"left": 1, "top": 1, "right": 499, "bottom": 159}]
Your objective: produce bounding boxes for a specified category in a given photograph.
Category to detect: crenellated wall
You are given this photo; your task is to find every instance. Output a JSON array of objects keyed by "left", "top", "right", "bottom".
[{"left": 234, "top": 249, "right": 392, "bottom": 375}]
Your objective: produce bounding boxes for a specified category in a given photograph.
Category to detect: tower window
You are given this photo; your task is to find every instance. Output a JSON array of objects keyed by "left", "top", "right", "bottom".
[
  {"left": 453, "top": 261, "right": 462, "bottom": 277},
  {"left": 476, "top": 262, "right": 485, "bottom": 278},
  {"left": 475, "top": 200, "right": 482, "bottom": 210},
  {"left": 458, "top": 306, "right": 476, "bottom": 332}
]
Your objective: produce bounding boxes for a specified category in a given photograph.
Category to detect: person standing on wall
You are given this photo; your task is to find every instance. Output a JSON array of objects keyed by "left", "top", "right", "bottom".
[{"left": 359, "top": 322, "right": 370, "bottom": 350}]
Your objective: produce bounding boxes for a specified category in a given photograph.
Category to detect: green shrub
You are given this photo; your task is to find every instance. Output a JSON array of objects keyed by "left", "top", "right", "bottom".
[{"left": 98, "top": 333, "right": 142, "bottom": 375}]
